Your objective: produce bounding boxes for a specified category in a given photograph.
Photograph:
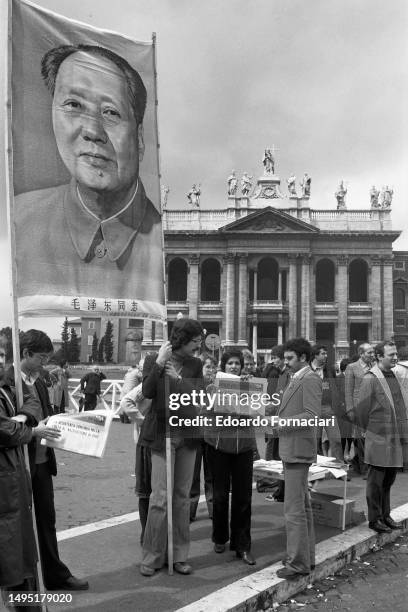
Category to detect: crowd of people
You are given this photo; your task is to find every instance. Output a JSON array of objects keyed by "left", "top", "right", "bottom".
[{"left": 1, "top": 321, "right": 408, "bottom": 606}]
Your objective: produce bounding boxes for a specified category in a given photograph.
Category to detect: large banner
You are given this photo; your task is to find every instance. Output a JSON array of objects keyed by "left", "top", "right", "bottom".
[{"left": 10, "top": 0, "right": 165, "bottom": 322}]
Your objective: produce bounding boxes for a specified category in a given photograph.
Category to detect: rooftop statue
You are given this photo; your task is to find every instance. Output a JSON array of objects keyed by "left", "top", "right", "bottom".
[
  {"left": 335, "top": 180, "right": 347, "bottom": 209},
  {"left": 187, "top": 184, "right": 201, "bottom": 207},
  {"left": 241, "top": 172, "right": 253, "bottom": 196},
  {"left": 161, "top": 185, "right": 170, "bottom": 208},
  {"left": 227, "top": 170, "right": 238, "bottom": 196},
  {"left": 370, "top": 185, "right": 380, "bottom": 209},
  {"left": 262, "top": 148, "right": 275, "bottom": 174},
  {"left": 287, "top": 174, "right": 297, "bottom": 196},
  {"left": 380, "top": 185, "right": 393, "bottom": 209},
  {"left": 300, "top": 173, "right": 311, "bottom": 197}
]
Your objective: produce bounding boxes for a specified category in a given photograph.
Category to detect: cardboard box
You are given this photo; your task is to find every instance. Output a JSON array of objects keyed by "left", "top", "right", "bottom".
[{"left": 311, "top": 492, "right": 356, "bottom": 529}]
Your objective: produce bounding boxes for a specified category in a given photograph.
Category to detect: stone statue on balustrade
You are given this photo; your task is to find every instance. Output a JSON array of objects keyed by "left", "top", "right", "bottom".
[
  {"left": 241, "top": 172, "right": 253, "bottom": 196},
  {"left": 262, "top": 148, "right": 275, "bottom": 174},
  {"left": 161, "top": 185, "right": 170, "bottom": 208},
  {"left": 380, "top": 185, "right": 393, "bottom": 209},
  {"left": 227, "top": 170, "right": 238, "bottom": 196},
  {"left": 335, "top": 180, "right": 347, "bottom": 209},
  {"left": 187, "top": 184, "right": 201, "bottom": 207},
  {"left": 370, "top": 185, "right": 380, "bottom": 208},
  {"left": 300, "top": 173, "right": 311, "bottom": 197},
  {"left": 287, "top": 174, "right": 297, "bottom": 196}
]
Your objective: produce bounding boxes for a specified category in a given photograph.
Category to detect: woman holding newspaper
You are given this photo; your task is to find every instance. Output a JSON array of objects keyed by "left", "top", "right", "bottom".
[
  {"left": 137, "top": 318, "right": 204, "bottom": 577},
  {"left": 205, "top": 349, "right": 257, "bottom": 565}
]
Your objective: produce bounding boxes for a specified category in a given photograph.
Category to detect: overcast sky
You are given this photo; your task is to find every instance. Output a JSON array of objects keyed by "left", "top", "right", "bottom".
[{"left": 0, "top": 0, "right": 407, "bottom": 338}]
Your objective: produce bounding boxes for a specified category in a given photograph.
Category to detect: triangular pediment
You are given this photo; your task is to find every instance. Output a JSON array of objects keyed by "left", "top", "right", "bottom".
[
  {"left": 219, "top": 207, "right": 319, "bottom": 234},
  {"left": 394, "top": 276, "right": 408, "bottom": 283}
]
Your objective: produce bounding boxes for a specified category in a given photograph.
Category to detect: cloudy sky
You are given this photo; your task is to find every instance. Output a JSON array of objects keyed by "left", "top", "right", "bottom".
[{"left": 0, "top": 0, "right": 407, "bottom": 338}]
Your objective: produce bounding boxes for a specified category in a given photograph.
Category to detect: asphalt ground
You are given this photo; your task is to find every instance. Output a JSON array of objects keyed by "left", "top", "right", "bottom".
[
  {"left": 39, "top": 422, "right": 408, "bottom": 612},
  {"left": 271, "top": 532, "right": 408, "bottom": 612}
]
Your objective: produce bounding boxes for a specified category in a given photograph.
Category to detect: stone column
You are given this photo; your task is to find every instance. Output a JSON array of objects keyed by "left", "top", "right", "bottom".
[
  {"left": 155, "top": 322, "right": 164, "bottom": 344},
  {"left": 237, "top": 252, "right": 248, "bottom": 345},
  {"left": 336, "top": 255, "right": 349, "bottom": 358},
  {"left": 188, "top": 254, "right": 200, "bottom": 320},
  {"left": 278, "top": 270, "right": 282, "bottom": 301},
  {"left": 278, "top": 323, "right": 283, "bottom": 345},
  {"left": 253, "top": 269, "right": 258, "bottom": 301},
  {"left": 143, "top": 320, "right": 153, "bottom": 343},
  {"left": 288, "top": 255, "right": 297, "bottom": 338},
  {"left": 252, "top": 316, "right": 258, "bottom": 358},
  {"left": 370, "top": 256, "right": 382, "bottom": 343},
  {"left": 383, "top": 257, "right": 394, "bottom": 340},
  {"left": 224, "top": 253, "right": 236, "bottom": 345},
  {"left": 300, "top": 254, "right": 311, "bottom": 339}
]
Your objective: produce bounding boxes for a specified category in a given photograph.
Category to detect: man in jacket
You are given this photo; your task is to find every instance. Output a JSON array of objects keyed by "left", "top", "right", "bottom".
[
  {"left": 11, "top": 330, "right": 89, "bottom": 591},
  {"left": 0, "top": 339, "right": 40, "bottom": 606},
  {"left": 276, "top": 337, "right": 322, "bottom": 579},
  {"left": 357, "top": 341, "right": 408, "bottom": 533},
  {"left": 80, "top": 366, "right": 106, "bottom": 411},
  {"left": 345, "top": 342, "right": 375, "bottom": 476}
]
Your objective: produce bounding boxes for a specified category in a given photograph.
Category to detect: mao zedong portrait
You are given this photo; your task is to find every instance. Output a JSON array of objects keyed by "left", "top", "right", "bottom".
[{"left": 15, "top": 44, "right": 163, "bottom": 304}]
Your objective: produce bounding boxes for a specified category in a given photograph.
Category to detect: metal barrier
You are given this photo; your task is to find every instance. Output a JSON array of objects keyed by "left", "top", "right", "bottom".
[{"left": 68, "top": 379, "right": 124, "bottom": 413}]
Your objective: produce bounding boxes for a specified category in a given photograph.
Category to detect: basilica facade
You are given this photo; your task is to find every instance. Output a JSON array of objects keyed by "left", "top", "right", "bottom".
[{"left": 78, "top": 161, "right": 401, "bottom": 365}]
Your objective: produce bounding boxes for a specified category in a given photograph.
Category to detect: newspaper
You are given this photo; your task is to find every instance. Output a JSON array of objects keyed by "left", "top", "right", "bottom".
[
  {"left": 211, "top": 376, "right": 268, "bottom": 416},
  {"left": 41, "top": 409, "right": 114, "bottom": 458}
]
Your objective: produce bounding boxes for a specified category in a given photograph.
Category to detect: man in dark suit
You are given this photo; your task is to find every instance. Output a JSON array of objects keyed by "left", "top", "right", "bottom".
[
  {"left": 11, "top": 330, "right": 89, "bottom": 591},
  {"left": 80, "top": 366, "right": 106, "bottom": 411},
  {"left": 357, "top": 341, "right": 408, "bottom": 533},
  {"left": 276, "top": 338, "right": 322, "bottom": 579},
  {"left": 345, "top": 343, "right": 375, "bottom": 476}
]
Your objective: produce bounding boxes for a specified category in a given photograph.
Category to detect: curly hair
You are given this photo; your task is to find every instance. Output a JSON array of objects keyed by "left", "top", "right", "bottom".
[
  {"left": 41, "top": 44, "right": 147, "bottom": 126},
  {"left": 284, "top": 337, "right": 312, "bottom": 363},
  {"left": 169, "top": 319, "right": 203, "bottom": 350},
  {"left": 220, "top": 349, "right": 244, "bottom": 372}
]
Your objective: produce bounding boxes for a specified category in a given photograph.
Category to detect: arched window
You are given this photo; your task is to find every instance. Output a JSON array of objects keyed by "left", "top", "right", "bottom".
[
  {"left": 167, "top": 258, "right": 188, "bottom": 301},
  {"left": 349, "top": 259, "right": 368, "bottom": 302},
  {"left": 315, "top": 259, "right": 335, "bottom": 302},
  {"left": 257, "top": 258, "right": 279, "bottom": 300},
  {"left": 201, "top": 258, "right": 221, "bottom": 301},
  {"left": 395, "top": 288, "right": 406, "bottom": 310}
]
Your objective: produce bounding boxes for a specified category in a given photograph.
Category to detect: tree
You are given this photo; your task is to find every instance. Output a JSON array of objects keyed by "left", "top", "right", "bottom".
[
  {"left": 104, "top": 320, "right": 114, "bottom": 363},
  {"left": 68, "top": 328, "right": 81, "bottom": 363},
  {"left": 0, "top": 327, "right": 13, "bottom": 362},
  {"left": 91, "top": 333, "right": 98, "bottom": 363},
  {"left": 97, "top": 337, "right": 105, "bottom": 363},
  {"left": 61, "top": 318, "right": 70, "bottom": 362}
]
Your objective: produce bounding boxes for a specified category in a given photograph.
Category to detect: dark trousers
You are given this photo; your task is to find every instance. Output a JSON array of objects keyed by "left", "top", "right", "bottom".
[
  {"left": 31, "top": 463, "right": 71, "bottom": 588},
  {"left": 84, "top": 393, "right": 97, "bottom": 411},
  {"left": 264, "top": 436, "right": 285, "bottom": 499},
  {"left": 207, "top": 445, "right": 253, "bottom": 553},
  {"left": 190, "top": 440, "right": 213, "bottom": 520},
  {"left": 366, "top": 465, "right": 398, "bottom": 523},
  {"left": 351, "top": 437, "right": 367, "bottom": 474}
]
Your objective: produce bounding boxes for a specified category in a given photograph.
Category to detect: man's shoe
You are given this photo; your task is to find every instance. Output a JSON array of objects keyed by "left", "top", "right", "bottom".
[
  {"left": 140, "top": 564, "right": 155, "bottom": 577},
  {"left": 276, "top": 567, "right": 309, "bottom": 580},
  {"left": 383, "top": 516, "right": 402, "bottom": 530},
  {"left": 236, "top": 551, "right": 256, "bottom": 565},
  {"left": 174, "top": 562, "right": 192, "bottom": 575},
  {"left": 369, "top": 519, "right": 392, "bottom": 533},
  {"left": 214, "top": 543, "right": 225, "bottom": 553},
  {"left": 48, "top": 576, "right": 89, "bottom": 591},
  {"left": 282, "top": 559, "right": 315, "bottom": 570}
]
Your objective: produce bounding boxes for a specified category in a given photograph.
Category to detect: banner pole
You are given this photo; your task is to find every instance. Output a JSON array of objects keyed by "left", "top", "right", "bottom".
[
  {"left": 152, "top": 31, "right": 173, "bottom": 576},
  {"left": 4, "top": 1, "right": 48, "bottom": 608}
]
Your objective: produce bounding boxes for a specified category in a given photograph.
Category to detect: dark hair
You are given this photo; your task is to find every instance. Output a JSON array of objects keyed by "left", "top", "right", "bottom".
[
  {"left": 311, "top": 344, "right": 327, "bottom": 360},
  {"left": 270, "top": 344, "right": 284, "bottom": 359},
  {"left": 339, "top": 357, "right": 353, "bottom": 372},
  {"left": 199, "top": 352, "right": 217, "bottom": 367},
  {"left": 284, "top": 337, "right": 312, "bottom": 362},
  {"left": 59, "top": 360, "right": 68, "bottom": 368},
  {"left": 374, "top": 341, "right": 396, "bottom": 359},
  {"left": 169, "top": 318, "right": 203, "bottom": 350},
  {"left": 220, "top": 350, "right": 244, "bottom": 372},
  {"left": 19, "top": 330, "right": 53, "bottom": 358},
  {"left": 41, "top": 44, "right": 147, "bottom": 126},
  {"left": 398, "top": 346, "right": 408, "bottom": 361}
]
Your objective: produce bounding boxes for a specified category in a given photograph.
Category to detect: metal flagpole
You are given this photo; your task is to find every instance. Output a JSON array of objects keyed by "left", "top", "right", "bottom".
[
  {"left": 152, "top": 32, "right": 174, "bottom": 575},
  {"left": 4, "top": 0, "right": 48, "bottom": 608}
]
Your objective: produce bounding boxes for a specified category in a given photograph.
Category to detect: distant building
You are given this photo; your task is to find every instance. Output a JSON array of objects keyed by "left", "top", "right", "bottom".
[{"left": 393, "top": 251, "right": 408, "bottom": 349}]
